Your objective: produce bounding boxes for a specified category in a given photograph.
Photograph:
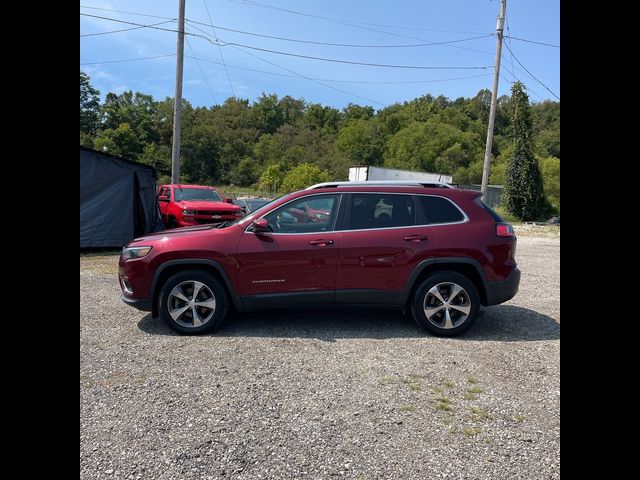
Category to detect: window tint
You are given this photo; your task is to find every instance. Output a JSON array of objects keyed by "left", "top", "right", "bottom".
[
  {"left": 263, "top": 194, "right": 340, "bottom": 234},
  {"left": 418, "top": 196, "right": 465, "bottom": 224},
  {"left": 347, "top": 194, "right": 415, "bottom": 230}
]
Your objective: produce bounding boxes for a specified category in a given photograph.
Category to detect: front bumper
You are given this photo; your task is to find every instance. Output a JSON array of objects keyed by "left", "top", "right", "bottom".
[
  {"left": 484, "top": 267, "right": 521, "bottom": 306},
  {"left": 121, "top": 295, "right": 152, "bottom": 312}
]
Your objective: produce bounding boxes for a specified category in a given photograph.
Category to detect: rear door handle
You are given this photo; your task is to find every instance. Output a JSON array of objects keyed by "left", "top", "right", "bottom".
[
  {"left": 309, "top": 239, "right": 334, "bottom": 246},
  {"left": 404, "top": 235, "right": 428, "bottom": 242}
]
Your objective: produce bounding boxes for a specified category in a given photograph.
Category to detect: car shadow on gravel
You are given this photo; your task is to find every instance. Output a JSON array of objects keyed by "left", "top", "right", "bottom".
[{"left": 137, "top": 305, "right": 559, "bottom": 342}]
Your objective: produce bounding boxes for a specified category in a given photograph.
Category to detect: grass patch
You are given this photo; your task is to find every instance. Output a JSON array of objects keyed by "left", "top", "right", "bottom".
[
  {"left": 442, "top": 378, "right": 455, "bottom": 389},
  {"left": 408, "top": 383, "right": 422, "bottom": 391},
  {"left": 514, "top": 414, "right": 526, "bottom": 423},
  {"left": 434, "top": 397, "right": 453, "bottom": 411},
  {"left": 443, "top": 417, "right": 453, "bottom": 426},
  {"left": 467, "top": 377, "right": 479, "bottom": 384},
  {"left": 430, "top": 386, "right": 444, "bottom": 395},
  {"left": 462, "top": 427, "right": 482, "bottom": 437},
  {"left": 469, "top": 407, "right": 492, "bottom": 420},
  {"left": 465, "top": 386, "right": 482, "bottom": 400},
  {"left": 400, "top": 404, "right": 416, "bottom": 413},
  {"left": 380, "top": 375, "right": 396, "bottom": 385},
  {"left": 408, "top": 373, "right": 424, "bottom": 381}
]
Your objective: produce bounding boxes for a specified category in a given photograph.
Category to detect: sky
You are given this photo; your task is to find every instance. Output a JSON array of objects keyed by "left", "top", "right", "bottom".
[{"left": 80, "top": 0, "right": 560, "bottom": 109}]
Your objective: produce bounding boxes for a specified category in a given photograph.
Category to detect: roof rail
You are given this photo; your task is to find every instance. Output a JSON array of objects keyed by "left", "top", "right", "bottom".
[{"left": 306, "top": 180, "right": 453, "bottom": 190}]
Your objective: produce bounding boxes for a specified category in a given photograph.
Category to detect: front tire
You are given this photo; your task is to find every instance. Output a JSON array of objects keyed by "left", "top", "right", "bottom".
[
  {"left": 411, "top": 271, "right": 480, "bottom": 337},
  {"left": 158, "top": 270, "right": 229, "bottom": 335}
]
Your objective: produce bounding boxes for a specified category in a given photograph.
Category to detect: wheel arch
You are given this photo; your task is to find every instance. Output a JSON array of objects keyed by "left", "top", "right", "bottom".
[
  {"left": 403, "top": 257, "right": 488, "bottom": 306},
  {"left": 151, "top": 259, "right": 242, "bottom": 317}
]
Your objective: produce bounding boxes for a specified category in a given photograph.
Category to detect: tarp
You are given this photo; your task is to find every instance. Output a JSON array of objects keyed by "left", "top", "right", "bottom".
[{"left": 80, "top": 146, "right": 163, "bottom": 248}]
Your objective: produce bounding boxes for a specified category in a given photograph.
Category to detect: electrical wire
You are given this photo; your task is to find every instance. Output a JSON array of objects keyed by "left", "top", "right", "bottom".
[
  {"left": 202, "top": 0, "right": 235, "bottom": 96},
  {"left": 80, "top": 54, "right": 175, "bottom": 65},
  {"left": 503, "top": 42, "right": 559, "bottom": 100},
  {"left": 185, "top": 35, "right": 218, "bottom": 105},
  {"left": 503, "top": 35, "right": 559, "bottom": 48},
  {"left": 80, "top": 14, "right": 492, "bottom": 71},
  {"left": 81, "top": 19, "right": 175, "bottom": 37}
]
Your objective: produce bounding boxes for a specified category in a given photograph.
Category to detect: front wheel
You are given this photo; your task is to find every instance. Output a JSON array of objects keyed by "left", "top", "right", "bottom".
[
  {"left": 411, "top": 271, "right": 480, "bottom": 337},
  {"left": 158, "top": 270, "right": 229, "bottom": 335}
]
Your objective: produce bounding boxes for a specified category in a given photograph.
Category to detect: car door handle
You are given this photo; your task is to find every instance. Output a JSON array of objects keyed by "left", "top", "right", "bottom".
[
  {"left": 404, "top": 235, "right": 429, "bottom": 242},
  {"left": 309, "top": 239, "right": 334, "bottom": 246}
]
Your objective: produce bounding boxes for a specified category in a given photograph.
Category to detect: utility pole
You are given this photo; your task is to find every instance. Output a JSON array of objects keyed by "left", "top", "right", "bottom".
[
  {"left": 171, "top": 0, "right": 186, "bottom": 184},
  {"left": 480, "top": 0, "right": 507, "bottom": 198}
]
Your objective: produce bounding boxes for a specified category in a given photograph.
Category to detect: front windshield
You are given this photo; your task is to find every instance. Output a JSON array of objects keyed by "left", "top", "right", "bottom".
[
  {"left": 246, "top": 199, "right": 269, "bottom": 210},
  {"left": 174, "top": 188, "right": 222, "bottom": 202}
]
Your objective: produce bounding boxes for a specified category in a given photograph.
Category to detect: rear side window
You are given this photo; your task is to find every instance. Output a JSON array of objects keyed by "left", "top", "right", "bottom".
[
  {"left": 418, "top": 196, "right": 465, "bottom": 224},
  {"left": 347, "top": 193, "right": 415, "bottom": 230},
  {"left": 474, "top": 198, "right": 504, "bottom": 222}
]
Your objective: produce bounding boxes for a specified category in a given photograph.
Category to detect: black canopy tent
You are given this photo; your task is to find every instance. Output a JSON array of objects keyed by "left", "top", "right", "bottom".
[{"left": 80, "top": 146, "right": 163, "bottom": 248}]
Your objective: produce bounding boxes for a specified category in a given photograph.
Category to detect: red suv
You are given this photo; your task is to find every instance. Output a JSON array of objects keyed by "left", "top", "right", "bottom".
[
  {"left": 157, "top": 184, "right": 243, "bottom": 228},
  {"left": 119, "top": 182, "right": 520, "bottom": 337}
]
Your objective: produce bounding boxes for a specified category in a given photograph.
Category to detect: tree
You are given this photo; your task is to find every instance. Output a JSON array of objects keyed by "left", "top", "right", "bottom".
[
  {"left": 336, "top": 118, "right": 384, "bottom": 166},
  {"left": 259, "top": 163, "right": 286, "bottom": 192},
  {"left": 503, "top": 82, "right": 551, "bottom": 221},
  {"left": 138, "top": 143, "right": 171, "bottom": 177},
  {"left": 80, "top": 71, "right": 101, "bottom": 134},
  {"left": 252, "top": 93, "right": 284, "bottom": 134},
  {"left": 281, "top": 163, "right": 330, "bottom": 192},
  {"left": 93, "top": 123, "right": 143, "bottom": 159}
]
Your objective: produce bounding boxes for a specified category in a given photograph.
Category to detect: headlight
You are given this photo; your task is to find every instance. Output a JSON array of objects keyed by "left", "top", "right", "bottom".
[
  {"left": 183, "top": 209, "right": 196, "bottom": 215},
  {"left": 122, "top": 246, "right": 152, "bottom": 259}
]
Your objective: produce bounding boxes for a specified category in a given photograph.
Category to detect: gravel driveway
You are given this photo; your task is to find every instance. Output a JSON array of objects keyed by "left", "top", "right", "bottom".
[{"left": 80, "top": 232, "right": 559, "bottom": 479}]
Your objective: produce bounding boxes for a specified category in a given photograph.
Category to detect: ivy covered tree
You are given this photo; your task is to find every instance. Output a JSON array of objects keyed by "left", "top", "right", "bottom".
[{"left": 503, "top": 82, "right": 551, "bottom": 221}]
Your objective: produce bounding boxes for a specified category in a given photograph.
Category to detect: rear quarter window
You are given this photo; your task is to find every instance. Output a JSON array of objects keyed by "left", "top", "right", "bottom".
[
  {"left": 474, "top": 198, "right": 505, "bottom": 222},
  {"left": 417, "top": 196, "right": 465, "bottom": 224}
]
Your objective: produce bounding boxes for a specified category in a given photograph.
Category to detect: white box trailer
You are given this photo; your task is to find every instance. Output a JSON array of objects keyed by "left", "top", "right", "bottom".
[{"left": 348, "top": 166, "right": 453, "bottom": 184}]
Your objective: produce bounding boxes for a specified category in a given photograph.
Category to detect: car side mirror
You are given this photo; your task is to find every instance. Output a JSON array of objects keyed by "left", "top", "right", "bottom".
[
  {"left": 224, "top": 197, "right": 234, "bottom": 204},
  {"left": 251, "top": 218, "right": 269, "bottom": 233}
]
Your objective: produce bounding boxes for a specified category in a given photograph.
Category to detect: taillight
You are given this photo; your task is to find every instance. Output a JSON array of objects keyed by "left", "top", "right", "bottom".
[{"left": 496, "top": 223, "right": 515, "bottom": 237}]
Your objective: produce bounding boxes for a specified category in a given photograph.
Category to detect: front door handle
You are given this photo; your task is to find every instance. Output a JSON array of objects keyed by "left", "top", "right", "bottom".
[
  {"left": 309, "top": 239, "right": 334, "bottom": 246},
  {"left": 404, "top": 235, "right": 429, "bottom": 242}
]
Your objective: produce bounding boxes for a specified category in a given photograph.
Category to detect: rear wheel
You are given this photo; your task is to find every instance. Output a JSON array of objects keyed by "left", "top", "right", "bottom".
[
  {"left": 411, "top": 271, "right": 480, "bottom": 337},
  {"left": 167, "top": 216, "right": 177, "bottom": 229},
  {"left": 158, "top": 270, "right": 229, "bottom": 334}
]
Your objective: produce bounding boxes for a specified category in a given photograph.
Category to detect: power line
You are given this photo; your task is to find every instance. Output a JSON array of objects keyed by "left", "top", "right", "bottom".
[
  {"left": 186, "top": 17, "right": 493, "bottom": 48},
  {"left": 80, "top": 5, "right": 173, "bottom": 20},
  {"left": 185, "top": 35, "right": 218, "bottom": 105},
  {"left": 80, "top": 54, "right": 175, "bottom": 65},
  {"left": 202, "top": 0, "right": 235, "bottom": 96},
  {"left": 503, "top": 42, "right": 559, "bottom": 100},
  {"left": 228, "top": 0, "right": 495, "bottom": 55},
  {"left": 227, "top": 0, "right": 489, "bottom": 35},
  {"left": 504, "top": 35, "right": 559, "bottom": 48},
  {"left": 80, "top": 14, "right": 492, "bottom": 70},
  {"left": 231, "top": 45, "right": 386, "bottom": 106},
  {"left": 500, "top": 66, "right": 544, "bottom": 101},
  {"left": 186, "top": 54, "right": 492, "bottom": 84},
  {"left": 80, "top": 19, "right": 175, "bottom": 37}
]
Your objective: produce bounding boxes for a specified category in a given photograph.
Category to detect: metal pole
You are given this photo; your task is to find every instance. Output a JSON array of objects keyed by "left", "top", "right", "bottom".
[
  {"left": 171, "top": 0, "right": 186, "bottom": 184},
  {"left": 480, "top": 0, "right": 507, "bottom": 198}
]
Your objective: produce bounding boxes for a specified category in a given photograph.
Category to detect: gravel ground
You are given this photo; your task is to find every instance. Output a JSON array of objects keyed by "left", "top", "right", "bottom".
[{"left": 80, "top": 233, "right": 560, "bottom": 480}]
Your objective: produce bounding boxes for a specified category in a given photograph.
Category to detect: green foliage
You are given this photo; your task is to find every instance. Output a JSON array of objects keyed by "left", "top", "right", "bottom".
[
  {"left": 281, "top": 163, "right": 331, "bottom": 192},
  {"left": 80, "top": 71, "right": 101, "bottom": 134},
  {"left": 259, "top": 163, "right": 286, "bottom": 192},
  {"left": 78, "top": 76, "right": 558, "bottom": 208},
  {"left": 503, "top": 82, "right": 552, "bottom": 221}
]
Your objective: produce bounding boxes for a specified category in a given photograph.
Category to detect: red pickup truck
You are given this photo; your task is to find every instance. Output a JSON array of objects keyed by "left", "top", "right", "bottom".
[{"left": 157, "top": 184, "right": 243, "bottom": 228}]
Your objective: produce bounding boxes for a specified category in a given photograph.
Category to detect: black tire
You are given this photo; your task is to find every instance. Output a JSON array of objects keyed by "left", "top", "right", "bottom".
[
  {"left": 158, "top": 269, "right": 229, "bottom": 335},
  {"left": 167, "top": 216, "right": 178, "bottom": 229},
  {"left": 411, "top": 271, "right": 480, "bottom": 337}
]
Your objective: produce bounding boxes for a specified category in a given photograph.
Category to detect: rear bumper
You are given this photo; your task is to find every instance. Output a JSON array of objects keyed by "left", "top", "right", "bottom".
[
  {"left": 121, "top": 295, "right": 152, "bottom": 312},
  {"left": 484, "top": 268, "right": 521, "bottom": 306}
]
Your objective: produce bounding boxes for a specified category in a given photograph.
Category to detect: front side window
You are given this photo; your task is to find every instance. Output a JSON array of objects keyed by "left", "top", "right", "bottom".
[
  {"left": 347, "top": 194, "right": 415, "bottom": 230},
  {"left": 263, "top": 194, "right": 340, "bottom": 233},
  {"left": 174, "top": 188, "right": 222, "bottom": 202}
]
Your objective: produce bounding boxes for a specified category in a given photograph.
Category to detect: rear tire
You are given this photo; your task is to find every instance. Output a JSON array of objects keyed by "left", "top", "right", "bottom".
[
  {"left": 167, "top": 216, "right": 177, "bottom": 229},
  {"left": 158, "top": 269, "right": 229, "bottom": 335},
  {"left": 411, "top": 271, "right": 480, "bottom": 337}
]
